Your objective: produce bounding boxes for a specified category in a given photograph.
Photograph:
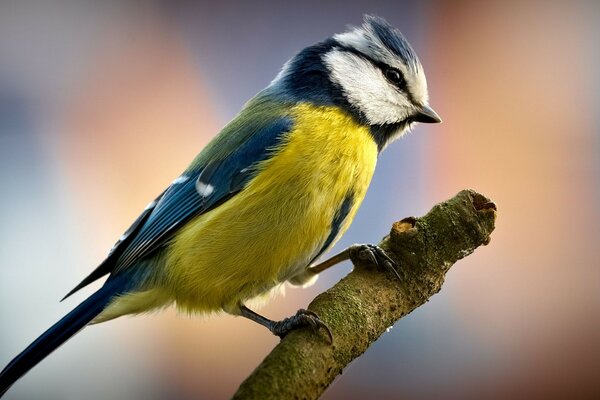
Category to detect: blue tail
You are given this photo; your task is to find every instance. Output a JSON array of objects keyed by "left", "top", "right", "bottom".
[{"left": 0, "top": 272, "right": 135, "bottom": 397}]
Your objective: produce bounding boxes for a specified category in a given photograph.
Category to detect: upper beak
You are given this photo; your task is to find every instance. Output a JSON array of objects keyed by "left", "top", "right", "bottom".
[{"left": 412, "top": 105, "right": 442, "bottom": 124}]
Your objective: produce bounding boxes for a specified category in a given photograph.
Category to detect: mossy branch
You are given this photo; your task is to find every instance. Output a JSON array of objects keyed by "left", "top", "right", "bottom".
[{"left": 233, "top": 189, "right": 497, "bottom": 400}]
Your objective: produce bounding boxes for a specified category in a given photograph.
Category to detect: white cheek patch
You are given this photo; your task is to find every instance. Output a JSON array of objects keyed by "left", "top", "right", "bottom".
[
  {"left": 323, "top": 50, "right": 411, "bottom": 125},
  {"left": 411, "top": 67, "right": 428, "bottom": 104}
]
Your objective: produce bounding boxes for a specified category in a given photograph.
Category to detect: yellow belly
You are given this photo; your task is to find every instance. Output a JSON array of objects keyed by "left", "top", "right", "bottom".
[{"left": 106, "top": 104, "right": 377, "bottom": 318}]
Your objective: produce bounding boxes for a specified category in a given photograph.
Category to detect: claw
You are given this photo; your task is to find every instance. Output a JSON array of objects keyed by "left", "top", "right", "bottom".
[
  {"left": 349, "top": 244, "right": 401, "bottom": 282},
  {"left": 363, "top": 249, "right": 378, "bottom": 265},
  {"left": 300, "top": 309, "right": 320, "bottom": 319},
  {"left": 383, "top": 260, "right": 401, "bottom": 281},
  {"left": 270, "top": 309, "right": 333, "bottom": 344},
  {"left": 313, "top": 318, "right": 334, "bottom": 344}
]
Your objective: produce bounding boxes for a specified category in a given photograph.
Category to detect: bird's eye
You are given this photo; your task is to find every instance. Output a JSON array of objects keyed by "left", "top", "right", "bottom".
[{"left": 384, "top": 68, "right": 405, "bottom": 88}]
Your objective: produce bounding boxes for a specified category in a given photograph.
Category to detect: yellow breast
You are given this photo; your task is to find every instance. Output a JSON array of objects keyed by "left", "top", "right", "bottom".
[{"left": 164, "top": 104, "right": 378, "bottom": 313}]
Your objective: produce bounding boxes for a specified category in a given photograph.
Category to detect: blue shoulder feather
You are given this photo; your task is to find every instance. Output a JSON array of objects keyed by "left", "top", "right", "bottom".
[
  {"left": 114, "top": 116, "right": 293, "bottom": 271},
  {"left": 64, "top": 109, "right": 294, "bottom": 295}
]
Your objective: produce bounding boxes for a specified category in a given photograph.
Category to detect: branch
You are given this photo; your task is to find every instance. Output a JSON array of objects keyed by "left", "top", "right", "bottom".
[{"left": 233, "top": 189, "right": 497, "bottom": 400}]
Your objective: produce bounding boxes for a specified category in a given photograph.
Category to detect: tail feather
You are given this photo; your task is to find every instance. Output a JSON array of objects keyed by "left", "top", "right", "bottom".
[{"left": 0, "top": 272, "right": 134, "bottom": 397}]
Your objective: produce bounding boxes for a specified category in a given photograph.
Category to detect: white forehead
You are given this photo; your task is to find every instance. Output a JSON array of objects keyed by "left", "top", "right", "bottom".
[{"left": 334, "top": 26, "right": 429, "bottom": 104}]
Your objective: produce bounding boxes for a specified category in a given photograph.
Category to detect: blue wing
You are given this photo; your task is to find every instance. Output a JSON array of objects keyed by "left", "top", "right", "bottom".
[{"left": 64, "top": 115, "right": 293, "bottom": 298}]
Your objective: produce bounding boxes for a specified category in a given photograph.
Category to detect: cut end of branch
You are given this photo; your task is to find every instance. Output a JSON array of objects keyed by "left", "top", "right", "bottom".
[{"left": 233, "top": 189, "right": 497, "bottom": 400}]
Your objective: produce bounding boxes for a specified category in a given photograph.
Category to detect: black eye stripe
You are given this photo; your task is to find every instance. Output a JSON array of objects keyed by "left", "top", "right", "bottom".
[{"left": 334, "top": 44, "right": 408, "bottom": 92}]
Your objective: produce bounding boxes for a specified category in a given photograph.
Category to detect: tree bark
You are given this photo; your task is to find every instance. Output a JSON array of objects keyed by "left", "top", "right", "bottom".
[{"left": 233, "top": 189, "right": 497, "bottom": 400}]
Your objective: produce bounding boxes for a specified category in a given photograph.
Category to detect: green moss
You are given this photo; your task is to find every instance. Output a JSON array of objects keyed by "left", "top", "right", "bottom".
[{"left": 233, "top": 190, "right": 496, "bottom": 400}]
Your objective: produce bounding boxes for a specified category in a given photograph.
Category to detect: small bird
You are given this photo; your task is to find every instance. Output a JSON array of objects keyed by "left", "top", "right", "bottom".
[{"left": 0, "top": 15, "right": 440, "bottom": 396}]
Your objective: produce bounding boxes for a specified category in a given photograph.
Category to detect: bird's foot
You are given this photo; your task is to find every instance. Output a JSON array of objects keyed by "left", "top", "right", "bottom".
[
  {"left": 270, "top": 309, "right": 333, "bottom": 343},
  {"left": 348, "top": 243, "right": 401, "bottom": 281}
]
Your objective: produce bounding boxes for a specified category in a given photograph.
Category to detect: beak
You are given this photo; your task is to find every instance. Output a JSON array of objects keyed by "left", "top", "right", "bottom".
[{"left": 412, "top": 105, "right": 442, "bottom": 124}]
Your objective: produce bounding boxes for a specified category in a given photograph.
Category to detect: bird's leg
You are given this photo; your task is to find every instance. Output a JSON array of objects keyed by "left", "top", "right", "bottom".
[
  {"left": 308, "top": 243, "right": 401, "bottom": 281},
  {"left": 239, "top": 305, "right": 333, "bottom": 343}
]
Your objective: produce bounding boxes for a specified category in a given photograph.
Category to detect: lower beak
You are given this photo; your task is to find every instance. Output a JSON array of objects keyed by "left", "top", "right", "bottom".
[{"left": 412, "top": 105, "right": 442, "bottom": 124}]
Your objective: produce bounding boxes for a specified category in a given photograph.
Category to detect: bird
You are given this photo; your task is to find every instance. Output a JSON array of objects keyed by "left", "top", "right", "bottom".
[{"left": 0, "top": 15, "right": 440, "bottom": 396}]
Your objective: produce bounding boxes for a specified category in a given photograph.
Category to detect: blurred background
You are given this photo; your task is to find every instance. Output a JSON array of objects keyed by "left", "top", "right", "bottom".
[{"left": 1, "top": 0, "right": 598, "bottom": 399}]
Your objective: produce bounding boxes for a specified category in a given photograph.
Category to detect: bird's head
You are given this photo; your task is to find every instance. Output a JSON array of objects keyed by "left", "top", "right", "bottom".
[{"left": 270, "top": 15, "right": 441, "bottom": 150}]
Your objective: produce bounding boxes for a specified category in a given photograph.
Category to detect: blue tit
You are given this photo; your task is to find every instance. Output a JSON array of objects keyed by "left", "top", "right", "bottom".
[{"left": 0, "top": 15, "right": 440, "bottom": 396}]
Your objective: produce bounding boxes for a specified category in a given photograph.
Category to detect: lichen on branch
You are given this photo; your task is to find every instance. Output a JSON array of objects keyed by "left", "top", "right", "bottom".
[{"left": 233, "top": 189, "right": 497, "bottom": 400}]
